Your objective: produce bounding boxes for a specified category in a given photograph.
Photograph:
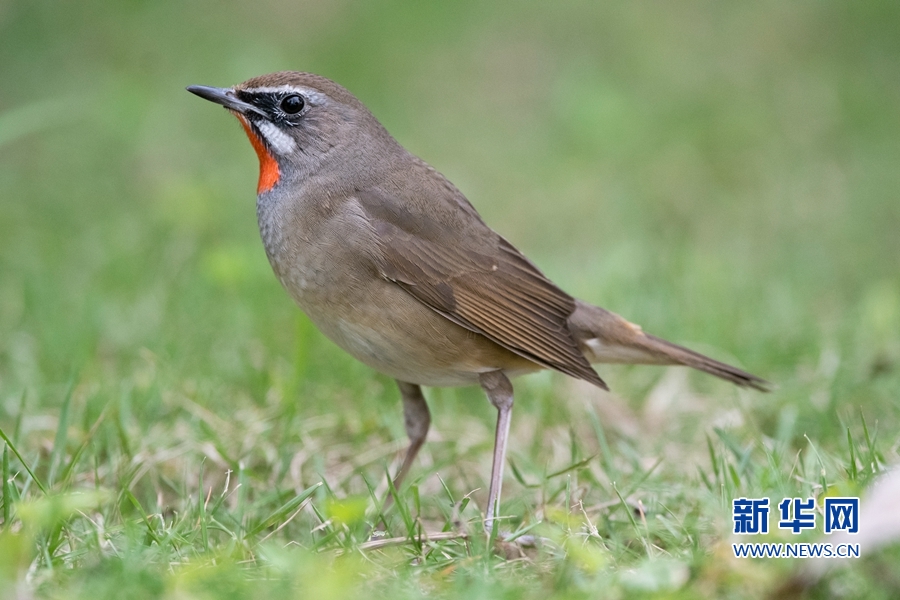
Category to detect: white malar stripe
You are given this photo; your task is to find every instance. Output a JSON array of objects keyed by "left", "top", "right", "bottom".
[{"left": 256, "top": 121, "right": 297, "bottom": 155}]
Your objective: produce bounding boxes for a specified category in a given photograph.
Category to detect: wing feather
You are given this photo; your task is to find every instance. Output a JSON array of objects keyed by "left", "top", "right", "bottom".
[{"left": 358, "top": 188, "right": 606, "bottom": 388}]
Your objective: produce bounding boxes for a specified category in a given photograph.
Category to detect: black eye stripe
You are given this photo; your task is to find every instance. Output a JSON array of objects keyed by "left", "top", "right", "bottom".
[{"left": 235, "top": 91, "right": 307, "bottom": 121}]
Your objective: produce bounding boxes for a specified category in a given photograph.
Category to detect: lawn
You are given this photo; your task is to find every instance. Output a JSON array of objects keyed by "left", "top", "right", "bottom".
[{"left": 1, "top": 1, "right": 899, "bottom": 598}]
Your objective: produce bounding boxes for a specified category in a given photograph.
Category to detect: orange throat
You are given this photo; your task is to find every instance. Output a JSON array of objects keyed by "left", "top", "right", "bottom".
[{"left": 235, "top": 114, "right": 280, "bottom": 194}]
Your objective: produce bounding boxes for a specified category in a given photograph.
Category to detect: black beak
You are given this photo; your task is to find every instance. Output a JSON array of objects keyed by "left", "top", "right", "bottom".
[{"left": 186, "top": 85, "right": 267, "bottom": 118}]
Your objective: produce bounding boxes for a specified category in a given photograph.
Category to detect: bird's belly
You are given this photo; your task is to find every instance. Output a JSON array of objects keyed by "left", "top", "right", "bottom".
[{"left": 286, "top": 274, "right": 538, "bottom": 387}]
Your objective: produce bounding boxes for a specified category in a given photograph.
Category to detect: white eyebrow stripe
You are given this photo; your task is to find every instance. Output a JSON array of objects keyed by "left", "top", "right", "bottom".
[
  {"left": 241, "top": 85, "right": 300, "bottom": 94},
  {"left": 255, "top": 120, "right": 297, "bottom": 155},
  {"left": 240, "top": 86, "right": 328, "bottom": 104}
]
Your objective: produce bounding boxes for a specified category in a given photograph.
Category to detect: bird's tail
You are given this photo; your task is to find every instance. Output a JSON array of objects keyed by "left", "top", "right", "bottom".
[{"left": 570, "top": 301, "right": 770, "bottom": 391}]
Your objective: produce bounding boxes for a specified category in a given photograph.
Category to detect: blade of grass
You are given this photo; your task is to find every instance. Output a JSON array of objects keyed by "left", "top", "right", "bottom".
[
  {"left": 0, "top": 426, "right": 47, "bottom": 495},
  {"left": 846, "top": 427, "right": 858, "bottom": 482},
  {"left": 547, "top": 455, "right": 597, "bottom": 479},
  {"left": 2, "top": 445, "right": 10, "bottom": 525},
  {"left": 237, "top": 461, "right": 247, "bottom": 535},
  {"left": 13, "top": 391, "right": 26, "bottom": 446},
  {"left": 48, "top": 379, "right": 76, "bottom": 487},
  {"left": 613, "top": 482, "right": 650, "bottom": 558},
  {"left": 115, "top": 388, "right": 133, "bottom": 458},
  {"left": 587, "top": 406, "right": 618, "bottom": 480},
  {"left": 60, "top": 401, "right": 110, "bottom": 488},
  {"left": 384, "top": 466, "right": 415, "bottom": 537},
  {"left": 208, "top": 468, "right": 232, "bottom": 516},
  {"left": 697, "top": 466, "right": 713, "bottom": 492},
  {"left": 199, "top": 461, "right": 209, "bottom": 551},
  {"left": 359, "top": 472, "right": 388, "bottom": 530},
  {"left": 248, "top": 482, "right": 322, "bottom": 538},
  {"left": 504, "top": 519, "right": 543, "bottom": 542},
  {"left": 706, "top": 433, "right": 720, "bottom": 487},
  {"left": 859, "top": 407, "right": 880, "bottom": 474},
  {"left": 508, "top": 457, "right": 541, "bottom": 488},
  {"left": 437, "top": 473, "right": 455, "bottom": 505},
  {"left": 714, "top": 427, "right": 751, "bottom": 466},
  {"left": 803, "top": 435, "right": 828, "bottom": 493},
  {"left": 728, "top": 463, "right": 741, "bottom": 489},
  {"left": 411, "top": 484, "right": 421, "bottom": 521},
  {"left": 124, "top": 490, "right": 162, "bottom": 546},
  {"left": 622, "top": 456, "right": 663, "bottom": 499}
]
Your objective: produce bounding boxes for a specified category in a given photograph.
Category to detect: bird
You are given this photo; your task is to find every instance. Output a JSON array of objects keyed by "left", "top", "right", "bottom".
[{"left": 187, "top": 71, "right": 768, "bottom": 534}]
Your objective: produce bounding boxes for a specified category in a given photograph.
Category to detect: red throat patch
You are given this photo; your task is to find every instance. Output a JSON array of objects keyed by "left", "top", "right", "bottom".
[{"left": 234, "top": 114, "right": 280, "bottom": 194}]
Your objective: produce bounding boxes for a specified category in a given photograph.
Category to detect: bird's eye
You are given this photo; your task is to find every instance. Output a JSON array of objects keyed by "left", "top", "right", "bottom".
[{"left": 280, "top": 94, "right": 305, "bottom": 114}]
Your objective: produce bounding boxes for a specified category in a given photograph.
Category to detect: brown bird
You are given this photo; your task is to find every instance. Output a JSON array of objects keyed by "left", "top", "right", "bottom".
[{"left": 187, "top": 72, "right": 768, "bottom": 534}]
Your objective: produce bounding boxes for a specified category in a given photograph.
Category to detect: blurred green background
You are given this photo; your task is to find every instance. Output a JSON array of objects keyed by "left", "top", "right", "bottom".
[{"left": 1, "top": 0, "right": 899, "bottom": 598}]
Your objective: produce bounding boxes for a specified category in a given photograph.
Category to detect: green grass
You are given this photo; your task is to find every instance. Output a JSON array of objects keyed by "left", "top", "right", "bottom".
[{"left": 1, "top": 0, "right": 899, "bottom": 598}]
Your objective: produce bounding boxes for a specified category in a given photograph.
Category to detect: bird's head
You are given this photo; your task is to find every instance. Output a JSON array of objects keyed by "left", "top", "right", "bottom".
[{"left": 188, "top": 71, "right": 394, "bottom": 194}]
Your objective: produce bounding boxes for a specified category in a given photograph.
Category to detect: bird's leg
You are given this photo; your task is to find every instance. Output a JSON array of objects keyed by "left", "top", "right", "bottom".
[
  {"left": 479, "top": 370, "right": 514, "bottom": 536},
  {"left": 387, "top": 381, "right": 430, "bottom": 503}
]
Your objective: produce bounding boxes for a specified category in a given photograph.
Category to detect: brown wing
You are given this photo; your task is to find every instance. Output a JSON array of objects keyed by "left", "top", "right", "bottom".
[{"left": 357, "top": 189, "right": 606, "bottom": 389}]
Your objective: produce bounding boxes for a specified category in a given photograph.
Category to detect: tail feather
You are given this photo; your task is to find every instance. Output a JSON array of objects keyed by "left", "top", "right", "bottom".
[
  {"left": 570, "top": 301, "right": 770, "bottom": 392},
  {"left": 640, "top": 333, "right": 770, "bottom": 391}
]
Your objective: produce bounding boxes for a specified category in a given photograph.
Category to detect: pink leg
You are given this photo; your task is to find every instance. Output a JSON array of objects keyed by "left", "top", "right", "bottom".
[{"left": 479, "top": 371, "right": 514, "bottom": 535}]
